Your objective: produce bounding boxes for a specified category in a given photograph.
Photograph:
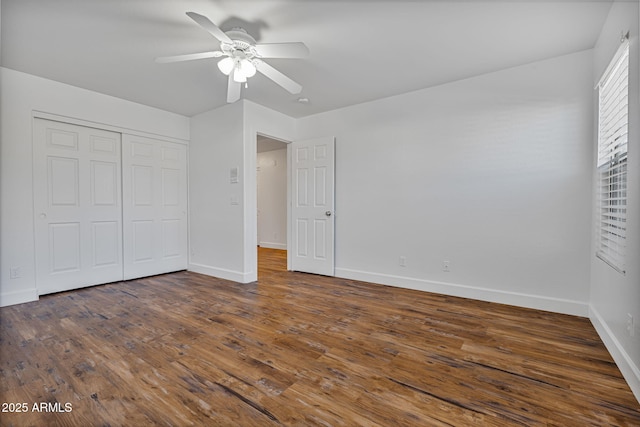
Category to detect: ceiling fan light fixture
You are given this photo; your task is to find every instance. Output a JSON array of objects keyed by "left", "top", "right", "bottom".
[
  {"left": 217, "top": 57, "right": 234, "bottom": 75},
  {"left": 238, "top": 59, "right": 257, "bottom": 78},
  {"left": 233, "top": 68, "right": 247, "bottom": 83}
]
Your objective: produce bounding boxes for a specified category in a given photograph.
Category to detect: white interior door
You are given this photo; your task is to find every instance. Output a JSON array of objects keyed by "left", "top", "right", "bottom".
[
  {"left": 33, "top": 118, "right": 123, "bottom": 295},
  {"left": 290, "top": 136, "right": 335, "bottom": 275},
  {"left": 122, "top": 135, "right": 188, "bottom": 279}
]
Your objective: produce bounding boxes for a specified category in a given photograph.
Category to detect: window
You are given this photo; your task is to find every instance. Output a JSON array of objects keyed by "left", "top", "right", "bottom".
[{"left": 596, "top": 39, "right": 629, "bottom": 274}]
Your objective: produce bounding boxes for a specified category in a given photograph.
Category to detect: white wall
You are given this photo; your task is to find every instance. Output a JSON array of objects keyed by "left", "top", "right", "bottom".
[
  {"left": 297, "top": 50, "right": 594, "bottom": 316},
  {"left": 589, "top": 1, "right": 640, "bottom": 401},
  {"left": 257, "top": 148, "right": 287, "bottom": 249},
  {"left": 188, "top": 100, "right": 294, "bottom": 282},
  {"left": 188, "top": 102, "right": 246, "bottom": 282},
  {"left": 0, "top": 67, "right": 189, "bottom": 306}
]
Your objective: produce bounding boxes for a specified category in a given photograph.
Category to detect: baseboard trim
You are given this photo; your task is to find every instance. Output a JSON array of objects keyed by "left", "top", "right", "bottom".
[
  {"left": 0, "top": 288, "right": 39, "bottom": 307},
  {"left": 188, "top": 263, "right": 255, "bottom": 283},
  {"left": 258, "top": 242, "right": 287, "bottom": 250},
  {"left": 590, "top": 305, "right": 640, "bottom": 403},
  {"left": 335, "top": 268, "right": 589, "bottom": 317}
]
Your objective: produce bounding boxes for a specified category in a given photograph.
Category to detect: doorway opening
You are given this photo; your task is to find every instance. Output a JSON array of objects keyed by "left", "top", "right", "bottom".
[
  {"left": 257, "top": 247, "right": 287, "bottom": 278},
  {"left": 256, "top": 134, "right": 288, "bottom": 277}
]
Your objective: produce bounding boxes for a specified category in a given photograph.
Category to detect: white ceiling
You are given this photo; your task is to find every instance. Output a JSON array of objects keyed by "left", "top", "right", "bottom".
[{"left": 1, "top": 0, "right": 613, "bottom": 118}]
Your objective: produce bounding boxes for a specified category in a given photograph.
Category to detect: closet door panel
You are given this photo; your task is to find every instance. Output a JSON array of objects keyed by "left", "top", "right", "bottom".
[
  {"left": 34, "top": 119, "right": 123, "bottom": 295},
  {"left": 122, "top": 135, "right": 187, "bottom": 279},
  {"left": 92, "top": 221, "right": 120, "bottom": 267}
]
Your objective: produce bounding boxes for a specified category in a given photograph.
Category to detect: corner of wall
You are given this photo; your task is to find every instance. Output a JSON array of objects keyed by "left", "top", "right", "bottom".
[
  {"left": 589, "top": 0, "right": 640, "bottom": 404},
  {"left": 241, "top": 101, "right": 297, "bottom": 284},
  {"left": 187, "top": 263, "right": 256, "bottom": 284}
]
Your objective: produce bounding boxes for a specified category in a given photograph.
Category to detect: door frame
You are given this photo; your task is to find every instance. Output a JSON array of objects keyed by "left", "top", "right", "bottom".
[
  {"left": 248, "top": 130, "right": 336, "bottom": 279},
  {"left": 252, "top": 132, "right": 292, "bottom": 273}
]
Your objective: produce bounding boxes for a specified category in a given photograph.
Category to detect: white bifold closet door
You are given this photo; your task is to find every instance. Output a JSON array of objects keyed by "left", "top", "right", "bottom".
[
  {"left": 122, "top": 135, "right": 188, "bottom": 280},
  {"left": 34, "top": 118, "right": 124, "bottom": 295},
  {"left": 34, "top": 119, "right": 188, "bottom": 295}
]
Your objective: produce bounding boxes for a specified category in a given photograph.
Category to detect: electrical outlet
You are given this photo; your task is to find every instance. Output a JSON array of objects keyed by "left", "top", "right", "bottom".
[
  {"left": 399, "top": 256, "right": 406, "bottom": 267},
  {"left": 627, "top": 314, "right": 635, "bottom": 337},
  {"left": 442, "top": 261, "right": 450, "bottom": 272},
  {"left": 10, "top": 267, "right": 21, "bottom": 279}
]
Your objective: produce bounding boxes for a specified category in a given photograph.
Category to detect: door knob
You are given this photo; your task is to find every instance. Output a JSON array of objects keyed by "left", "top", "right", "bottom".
[{"left": 325, "top": 211, "right": 332, "bottom": 217}]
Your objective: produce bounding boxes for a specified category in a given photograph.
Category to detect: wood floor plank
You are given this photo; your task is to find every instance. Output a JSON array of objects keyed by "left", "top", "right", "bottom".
[{"left": 1, "top": 247, "right": 638, "bottom": 426}]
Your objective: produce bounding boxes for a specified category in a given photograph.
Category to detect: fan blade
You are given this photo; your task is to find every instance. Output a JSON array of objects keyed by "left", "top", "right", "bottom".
[
  {"left": 254, "top": 42, "right": 310, "bottom": 59},
  {"left": 255, "top": 60, "right": 302, "bottom": 94},
  {"left": 186, "top": 12, "right": 232, "bottom": 44},
  {"left": 227, "top": 73, "right": 241, "bottom": 103},
  {"left": 155, "top": 51, "right": 223, "bottom": 63}
]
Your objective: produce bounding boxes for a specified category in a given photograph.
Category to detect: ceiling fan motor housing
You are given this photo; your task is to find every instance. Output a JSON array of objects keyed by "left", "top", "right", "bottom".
[{"left": 222, "top": 28, "right": 259, "bottom": 59}]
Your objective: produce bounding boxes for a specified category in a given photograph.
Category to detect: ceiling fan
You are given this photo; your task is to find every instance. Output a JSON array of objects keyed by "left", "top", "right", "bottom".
[{"left": 156, "top": 12, "right": 309, "bottom": 103}]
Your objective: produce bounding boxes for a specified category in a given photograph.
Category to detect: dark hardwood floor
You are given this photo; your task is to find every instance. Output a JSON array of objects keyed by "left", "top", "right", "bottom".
[{"left": 1, "top": 247, "right": 639, "bottom": 426}]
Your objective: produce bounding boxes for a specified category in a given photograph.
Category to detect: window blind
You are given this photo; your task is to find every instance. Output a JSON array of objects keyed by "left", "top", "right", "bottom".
[{"left": 596, "top": 40, "right": 629, "bottom": 274}]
